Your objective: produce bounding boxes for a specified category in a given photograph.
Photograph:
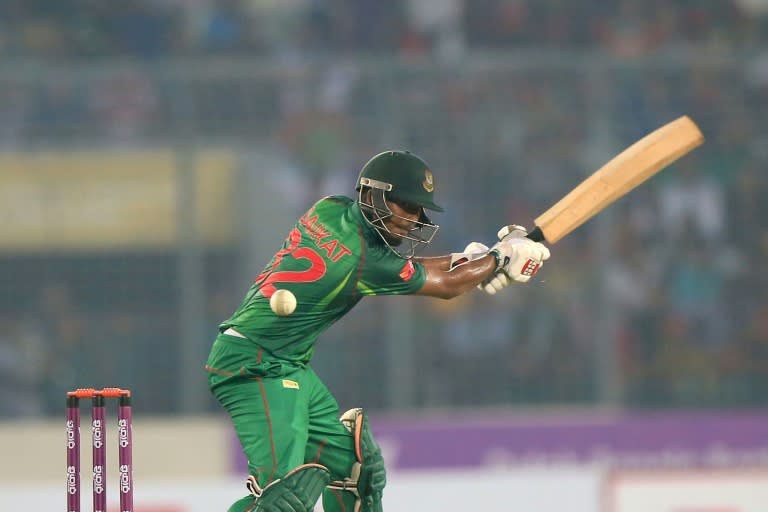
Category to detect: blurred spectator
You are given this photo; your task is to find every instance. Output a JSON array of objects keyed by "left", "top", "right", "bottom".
[
  {"left": 199, "top": 0, "right": 248, "bottom": 54},
  {"left": 742, "top": 304, "right": 768, "bottom": 403},
  {"left": 0, "top": 315, "right": 46, "bottom": 418},
  {"left": 0, "top": 82, "right": 30, "bottom": 147},
  {"left": 88, "top": 68, "right": 158, "bottom": 145},
  {"left": 101, "top": 2, "right": 176, "bottom": 59},
  {"left": 657, "top": 165, "right": 726, "bottom": 242},
  {"left": 596, "top": 0, "right": 668, "bottom": 57},
  {"left": 1, "top": 0, "right": 766, "bottom": 60},
  {"left": 273, "top": 63, "right": 357, "bottom": 192},
  {"left": 29, "top": 283, "right": 89, "bottom": 412},
  {"left": 31, "top": 78, "right": 87, "bottom": 140},
  {"left": 664, "top": 237, "right": 729, "bottom": 350}
]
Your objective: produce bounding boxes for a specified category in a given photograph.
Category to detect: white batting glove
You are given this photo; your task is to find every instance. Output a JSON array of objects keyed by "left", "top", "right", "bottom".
[
  {"left": 478, "top": 225, "right": 527, "bottom": 294},
  {"left": 489, "top": 227, "right": 550, "bottom": 284},
  {"left": 497, "top": 224, "right": 529, "bottom": 242},
  {"left": 463, "top": 241, "right": 489, "bottom": 255},
  {"left": 480, "top": 272, "right": 509, "bottom": 295},
  {"left": 449, "top": 241, "right": 490, "bottom": 270},
  {"left": 465, "top": 227, "right": 530, "bottom": 295}
]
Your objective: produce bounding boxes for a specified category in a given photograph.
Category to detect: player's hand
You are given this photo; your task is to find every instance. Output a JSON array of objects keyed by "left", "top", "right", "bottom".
[
  {"left": 489, "top": 227, "right": 550, "bottom": 284},
  {"left": 457, "top": 241, "right": 506, "bottom": 295},
  {"left": 480, "top": 271, "right": 509, "bottom": 295},
  {"left": 496, "top": 224, "right": 529, "bottom": 241},
  {"left": 463, "top": 228, "right": 537, "bottom": 294},
  {"left": 461, "top": 241, "right": 508, "bottom": 295},
  {"left": 479, "top": 225, "right": 528, "bottom": 294}
]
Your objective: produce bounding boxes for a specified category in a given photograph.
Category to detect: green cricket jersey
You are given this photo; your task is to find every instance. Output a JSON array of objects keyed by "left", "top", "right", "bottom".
[{"left": 219, "top": 196, "right": 427, "bottom": 363}]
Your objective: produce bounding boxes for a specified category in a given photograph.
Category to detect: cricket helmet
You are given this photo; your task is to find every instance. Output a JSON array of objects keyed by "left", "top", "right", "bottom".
[{"left": 356, "top": 150, "right": 442, "bottom": 258}]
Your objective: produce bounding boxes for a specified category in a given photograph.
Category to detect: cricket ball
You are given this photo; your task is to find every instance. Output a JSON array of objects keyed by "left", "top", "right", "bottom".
[{"left": 270, "top": 289, "right": 297, "bottom": 316}]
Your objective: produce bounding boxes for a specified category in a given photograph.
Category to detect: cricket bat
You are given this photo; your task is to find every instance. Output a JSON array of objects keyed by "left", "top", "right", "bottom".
[{"left": 526, "top": 115, "right": 704, "bottom": 244}]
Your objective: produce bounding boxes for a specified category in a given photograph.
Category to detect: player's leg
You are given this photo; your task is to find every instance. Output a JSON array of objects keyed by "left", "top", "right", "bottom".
[
  {"left": 225, "top": 464, "right": 331, "bottom": 512},
  {"left": 302, "top": 367, "right": 385, "bottom": 512},
  {"left": 226, "top": 495, "right": 256, "bottom": 512},
  {"left": 208, "top": 337, "right": 327, "bottom": 511},
  {"left": 302, "top": 369, "right": 357, "bottom": 511},
  {"left": 330, "top": 408, "right": 386, "bottom": 512},
  {"left": 213, "top": 372, "right": 332, "bottom": 511}
]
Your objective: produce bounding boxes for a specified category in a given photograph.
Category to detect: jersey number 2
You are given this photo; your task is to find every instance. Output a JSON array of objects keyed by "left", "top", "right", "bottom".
[{"left": 257, "top": 227, "right": 327, "bottom": 298}]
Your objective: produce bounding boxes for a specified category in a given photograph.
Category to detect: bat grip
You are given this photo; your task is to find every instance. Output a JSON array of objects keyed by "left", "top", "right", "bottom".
[{"left": 526, "top": 226, "right": 545, "bottom": 242}]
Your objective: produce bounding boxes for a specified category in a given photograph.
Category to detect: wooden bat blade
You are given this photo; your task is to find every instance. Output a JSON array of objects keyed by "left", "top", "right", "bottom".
[{"left": 531, "top": 115, "right": 704, "bottom": 244}]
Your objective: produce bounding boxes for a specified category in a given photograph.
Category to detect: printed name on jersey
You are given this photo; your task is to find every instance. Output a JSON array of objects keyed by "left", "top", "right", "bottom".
[
  {"left": 300, "top": 208, "right": 352, "bottom": 262},
  {"left": 399, "top": 260, "right": 416, "bottom": 281},
  {"left": 521, "top": 258, "right": 540, "bottom": 277}
]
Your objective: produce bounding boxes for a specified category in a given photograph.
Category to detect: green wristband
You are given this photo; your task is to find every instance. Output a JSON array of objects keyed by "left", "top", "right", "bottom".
[{"left": 488, "top": 248, "right": 503, "bottom": 271}]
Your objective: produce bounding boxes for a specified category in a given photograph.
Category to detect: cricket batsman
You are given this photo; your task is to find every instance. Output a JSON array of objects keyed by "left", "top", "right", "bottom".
[{"left": 205, "top": 150, "right": 551, "bottom": 511}]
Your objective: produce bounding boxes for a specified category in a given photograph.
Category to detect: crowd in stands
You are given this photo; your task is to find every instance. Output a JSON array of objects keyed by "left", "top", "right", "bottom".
[
  {"left": 0, "top": 1, "right": 767, "bottom": 417},
  {"left": 0, "top": 0, "right": 766, "bottom": 60}
]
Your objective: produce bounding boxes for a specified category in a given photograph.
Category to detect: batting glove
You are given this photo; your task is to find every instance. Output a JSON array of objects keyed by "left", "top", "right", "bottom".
[
  {"left": 489, "top": 225, "right": 550, "bottom": 285},
  {"left": 483, "top": 225, "right": 529, "bottom": 293}
]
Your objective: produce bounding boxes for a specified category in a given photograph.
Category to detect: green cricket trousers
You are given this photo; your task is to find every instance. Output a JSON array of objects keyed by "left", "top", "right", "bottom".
[{"left": 206, "top": 332, "right": 359, "bottom": 511}]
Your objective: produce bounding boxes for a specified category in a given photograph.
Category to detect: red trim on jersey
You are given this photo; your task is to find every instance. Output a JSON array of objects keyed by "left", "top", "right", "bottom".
[
  {"left": 399, "top": 260, "right": 416, "bottom": 281},
  {"left": 328, "top": 488, "right": 347, "bottom": 511},
  {"left": 352, "top": 225, "right": 366, "bottom": 299},
  {"left": 312, "top": 438, "right": 328, "bottom": 463},
  {"left": 254, "top": 376, "right": 279, "bottom": 484}
]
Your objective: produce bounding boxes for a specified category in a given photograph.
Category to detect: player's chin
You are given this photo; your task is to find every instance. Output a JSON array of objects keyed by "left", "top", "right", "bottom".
[{"left": 380, "top": 231, "right": 404, "bottom": 246}]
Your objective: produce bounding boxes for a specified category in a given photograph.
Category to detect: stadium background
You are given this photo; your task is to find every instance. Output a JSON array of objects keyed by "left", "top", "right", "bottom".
[{"left": 0, "top": 1, "right": 767, "bottom": 511}]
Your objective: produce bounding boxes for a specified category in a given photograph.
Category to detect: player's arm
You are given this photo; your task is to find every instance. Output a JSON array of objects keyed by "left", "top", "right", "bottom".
[
  {"left": 414, "top": 226, "right": 551, "bottom": 299},
  {"left": 414, "top": 253, "right": 499, "bottom": 299},
  {"left": 412, "top": 254, "right": 460, "bottom": 271}
]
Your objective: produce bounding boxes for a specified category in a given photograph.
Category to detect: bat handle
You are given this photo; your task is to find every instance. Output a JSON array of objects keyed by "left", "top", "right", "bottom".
[{"left": 526, "top": 226, "right": 545, "bottom": 242}]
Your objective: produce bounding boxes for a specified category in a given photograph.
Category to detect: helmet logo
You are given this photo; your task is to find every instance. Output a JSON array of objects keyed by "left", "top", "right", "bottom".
[{"left": 423, "top": 170, "right": 434, "bottom": 192}]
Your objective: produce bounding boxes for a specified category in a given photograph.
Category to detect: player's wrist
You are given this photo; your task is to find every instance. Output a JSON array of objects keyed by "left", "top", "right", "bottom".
[{"left": 488, "top": 248, "right": 504, "bottom": 272}]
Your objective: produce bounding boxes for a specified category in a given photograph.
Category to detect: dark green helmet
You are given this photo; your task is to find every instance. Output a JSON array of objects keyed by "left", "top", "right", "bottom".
[
  {"left": 356, "top": 150, "right": 442, "bottom": 258},
  {"left": 356, "top": 150, "right": 444, "bottom": 212}
]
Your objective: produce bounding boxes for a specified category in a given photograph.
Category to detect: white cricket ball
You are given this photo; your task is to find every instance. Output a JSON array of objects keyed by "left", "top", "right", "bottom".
[{"left": 270, "top": 289, "right": 297, "bottom": 316}]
